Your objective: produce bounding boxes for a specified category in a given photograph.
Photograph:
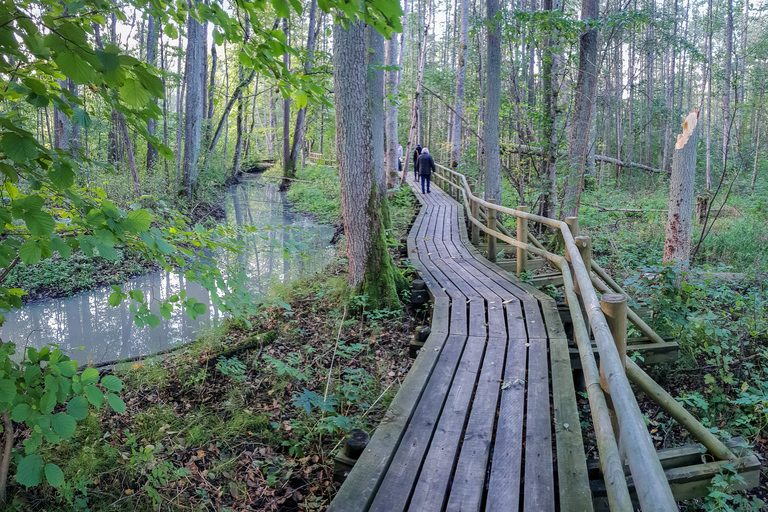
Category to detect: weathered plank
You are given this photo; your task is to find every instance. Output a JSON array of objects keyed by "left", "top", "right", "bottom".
[
  {"left": 328, "top": 329, "right": 450, "bottom": 512},
  {"left": 486, "top": 336, "right": 528, "bottom": 511},
  {"left": 367, "top": 335, "right": 468, "bottom": 512},
  {"left": 446, "top": 336, "right": 508, "bottom": 512},
  {"left": 408, "top": 336, "right": 488, "bottom": 512},
  {"left": 523, "top": 335, "right": 556, "bottom": 511}
]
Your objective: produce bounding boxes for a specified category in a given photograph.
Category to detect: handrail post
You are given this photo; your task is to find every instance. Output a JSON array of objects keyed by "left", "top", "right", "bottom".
[
  {"left": 600, "top": 293, "right": 628, "bottom": 450},
  {"left": 470, "top": 183, "right": 480, "bottom": 244},
  {"left": 574, "top": 235, "right": 591, "bottom": 296},
  {"left": 565, "top": 216, "right": 579, "bottom": 238},
  {"left": 516, "top": 205, "right": 528, "bottom": 277},
  {"left": 487, "top": 199, "right": 497, "bottom": 262}
]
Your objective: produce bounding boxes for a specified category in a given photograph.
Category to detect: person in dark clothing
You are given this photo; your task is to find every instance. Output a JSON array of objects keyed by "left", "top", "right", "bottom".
[
  {"left": 417, "top": 148, "right": 435, "bottom": 193},
  {"left": 413, "top": 144, "right": 422, "bottom": 180}
]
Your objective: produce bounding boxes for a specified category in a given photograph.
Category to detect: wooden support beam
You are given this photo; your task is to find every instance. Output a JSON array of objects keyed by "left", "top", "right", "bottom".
[{"left": 517, "top": 205, "right": 528, "bottom": 277}]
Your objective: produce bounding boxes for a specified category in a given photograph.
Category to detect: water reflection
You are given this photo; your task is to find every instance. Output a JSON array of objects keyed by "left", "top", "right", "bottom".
[{"left": 0, "top": 175, "right": 335, "bottom": 364}]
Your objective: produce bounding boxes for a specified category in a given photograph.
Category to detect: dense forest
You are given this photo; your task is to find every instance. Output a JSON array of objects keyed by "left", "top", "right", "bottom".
[{"left": 0, "top": 0, "right": 766, "bottom": 508}]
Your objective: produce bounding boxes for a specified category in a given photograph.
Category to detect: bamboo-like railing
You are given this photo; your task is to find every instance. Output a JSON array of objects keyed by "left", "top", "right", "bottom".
[{"left": 430, "top": 163, "right": 735, "bottom": 511}]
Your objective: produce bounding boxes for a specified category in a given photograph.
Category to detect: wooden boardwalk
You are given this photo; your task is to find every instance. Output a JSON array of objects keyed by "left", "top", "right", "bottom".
[{"left": 329, "top": 175, "right": 592, "bottom": 512}]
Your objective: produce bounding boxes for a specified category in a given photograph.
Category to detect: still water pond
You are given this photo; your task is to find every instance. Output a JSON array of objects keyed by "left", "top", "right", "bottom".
[{"left": 0, "top": 175, "right": 335, "bottom": 364}]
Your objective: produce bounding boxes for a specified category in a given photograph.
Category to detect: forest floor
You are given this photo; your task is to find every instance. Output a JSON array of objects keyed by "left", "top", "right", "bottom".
[{"left": 5, "top": 167, "right": 421, "bottom": 512}]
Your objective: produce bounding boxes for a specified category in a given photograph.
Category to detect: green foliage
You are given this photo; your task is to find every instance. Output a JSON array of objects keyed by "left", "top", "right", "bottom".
[
  {"left": 0, "top": 342, "right": 124, "bottom": 489},
  {"left": 216, "top": 356, "right": 247, "bottom": 382}
]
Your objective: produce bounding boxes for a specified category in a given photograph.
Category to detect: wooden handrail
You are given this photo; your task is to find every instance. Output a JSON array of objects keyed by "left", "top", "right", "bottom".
[{"left": 432, "top": 162, "right": 680, "bottom": 511}]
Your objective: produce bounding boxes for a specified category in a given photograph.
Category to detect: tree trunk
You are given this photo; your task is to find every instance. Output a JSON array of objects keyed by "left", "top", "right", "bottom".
[
  {"left": 663, "top": 110, "right": 699, "bottom": 270},
  {"left": 206, "top": 41, "right": 217, "bottom": 144},
  {"left": 541, "top": 0, "right": 561, "bottom": 219},
  {"left": 705, "top": 0, "right": 712, "bottom": 189},
  {"left": 233, "top": 13, "right": 251, "bottom": 176},
  {"left": 368, "top": 25, "right": 388, "bottom": 209},
  {"left": 484, "top": 0, "right": 501, "bottom": 204},
  {"left": 385, "top": 33, "right": 399, "bottom": 186},
  {"left": 175, "top": 28, "right": 185, "bottom": 193},
  {"left": 146, "top": 14, "right": 159, "bottom": 171},
  {"left": 400, "top": 20, "right": 429, "bottom": 185},
  {"left": 286, "top": 0, "right": 318, "bottom": 183},
  {"left": 282, "top": 18, "right": 291, "bottom": 177},
  {"left": 562, "top": 0, "right": 599, "bottom": 218},
  {"left": 118, "top": 114, "right": 141, "bottom": 196},
  {"left": 333, "top": 19, "right": 400, "bottom": 308},
  {"left": 182, "top": 8, "right": 205, "bottom": 198},
  {"left": 451, "top": 0, "right": 469, "bottom": 169},
  {"left": 722, "top": 0, "right": 733, "bottom": 175}
]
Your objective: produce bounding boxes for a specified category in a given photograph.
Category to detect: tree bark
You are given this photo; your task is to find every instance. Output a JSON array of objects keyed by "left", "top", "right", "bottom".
[
  {"left": 450, "top": 0, "right": 469, "bottom": 169},
  {"left": 722, "top": 0, "right": 733, "bottom": 176},
  {"left": 562, "top": 0, "right": 599, "bottom": 218},
  {"left": 484, "top": 0, "right": 501, "bottom": 203},
  {"left": 146, "top": 14, "right": 159, "bottom": 171},
  {"left": 205, "top": 41, "right": 218, "bottom": 144},
  {"left": 333, "top": 19, "right": 400, "bottom": 308},
  {"left": 282, "top": 18, "right": 291, "bottom": 178},
  {"left": 663, "top": 110, "right": 699, "bottom": 270},
  {"left": 233, "top": 13, "right": 251, "bottom": 176},
  {"left": 285, "top": 0, "right": 318, "bottom": 184},
  {"left": 541, "top": 0, "right": 561, "bottom": 218},
  {"left": 182, "top": 7, "right": 205, "bottom": 198},
  {"left": 385, "top": 33, "right": 399, "bottom": 186},
  {"left": 118, "top": 114, "right": 141, "bottom": 196},
  {"left": 368, "top": 25, "right": 388, "bottom": 211}
]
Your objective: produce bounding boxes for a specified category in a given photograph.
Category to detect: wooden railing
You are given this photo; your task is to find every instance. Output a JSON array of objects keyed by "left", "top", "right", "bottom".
[{"left": 430, "top": 163, "right": 737, "bottom": 512}]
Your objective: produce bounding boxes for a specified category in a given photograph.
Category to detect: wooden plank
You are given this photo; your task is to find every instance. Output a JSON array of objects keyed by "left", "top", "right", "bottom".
[
  {"left": 328, "top": 330, "right": 450, "bottom": 512},
  {"left": 487, "top": 337, "right": 528, "bottom": 511},
  {"left": 422, "top": 260, "right": 468, "bottom": 336},
  {"left": 494, "top": 258, "right": 547, "bottom": 272},
  {"left": 569, "top": 341, "right": 679, "bottom": 369},
  {"left": 549, "top": 335, "right": 593, "bottom": 512},
  {"left": 367, "top": 335, "right": 468, "bottom": 512},
  {"left": 446, "top": 336, "right": 508, "bottom": 512},
  {"left": 407, "top": 336, "right": 488, "bottom": 512},
  {"left": 523, "top": 336, "right": 556, "bottom": 511},
  {"left": 531, "top": 273, "right": 565, "bottom": 287},
  {"left": 447, "top": 259, "right": 506, "bottom": 338},
  {"left": 522, "top": 299, "right": 548, "bottom": 339}
]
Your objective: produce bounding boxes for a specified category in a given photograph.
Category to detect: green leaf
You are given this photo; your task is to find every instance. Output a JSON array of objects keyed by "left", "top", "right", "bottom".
[
  {"left": 0, "top": 378, "right": 16, "bottom": 404},
  {"left": 100, "top": 375, "right": 122, "bottom": 392},
  {"left": 44, "top": 463, "right": 65, "bottom": 487},
  {"left": 54, "top": 53, "right": 94, "bottom": 84},
  {"left": 108, "top": 291, "right": 124, "bottom": 307},
  {"left": 50, "top": 236, "right": 71, "bottom": 259},
  {"left": 66, "top": 396, "right": 88, "bottom": 420},
  {"left": 48, "top": 162, "right": 75, "bottom": 189},
  {"left": 11, "top": 403, "right": 31, "bottom": 422},
  {"left": 83, "top": 385, "right": 103, "bottom": 407},
  {"left": 16, "top": 454, "right": 44, "bottom": 488},
  {"left": 51, "top": 413, "right": 77, "bottom": 439},
  {"left": 18, "top": 240, "right": 42, "bottom": 264},
  {"left": 1, "top": 132, "right": 38, "bottom": 163},
  {"left": 120, "top": 77, "right": 151, "bottom": 107},
  {"left": 58, "top": 360, "right": 77, "bottom": 378},
  {"left": 40, "top": 391, "right": 56, "bottom": 414},
  {"left": 80, "top": 368, "right": 99, "bottom": 385},
  {"left": 125, "top": 209, "right": 151, "bottom": 233},
  {"left": 72, "top": 108, "right": 92, "bottom": 128},
  {"left": 0, "top": 163, "right": 18, "bottom": 182},
  {"left": 95, "top": 49, "right": 120, "bottom": 72},
  {"left": 106, "top": 393, "right": 126, "bottom": 413}
]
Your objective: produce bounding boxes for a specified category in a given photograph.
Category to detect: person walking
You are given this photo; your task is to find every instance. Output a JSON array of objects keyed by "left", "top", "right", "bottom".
[
  {"left": 413, "top": 144, "right": 422, "bottom": 181},
  {"left": 417, "top": 148, "right": 435, "bottom": 194},
  {"left": 397, "top": 142, "right": 403, "bottom": 174}
]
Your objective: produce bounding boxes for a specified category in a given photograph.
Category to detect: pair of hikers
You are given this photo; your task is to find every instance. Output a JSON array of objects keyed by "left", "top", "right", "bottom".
[{"left": 412, "top": 144, "right": 434, "bottom": 194}]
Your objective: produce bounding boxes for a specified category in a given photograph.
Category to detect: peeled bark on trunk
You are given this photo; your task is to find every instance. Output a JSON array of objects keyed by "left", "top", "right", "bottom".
[
  {"left": 562, "top": 0, "right": 599, "bottom": 218},
  {"left": 484, "top": 0, "right": 501, "bottom": 204},
  {"left": 663, "top": 110, "right": 699, "bottom": 270},
  {"left": 450, "top": 0, "right": 469, "bottom": 169},
  {"left": 146, "top": 14, "right": 159, "bottom": 171},
  {"left": 182, "top": 9, "right": 205, "bottom": 198},
  {"left": 333, "top": 19, "right": 400, "bottom": 309},
  {"left": 285, "top": 0, "right": 318, "bottom": 184}
]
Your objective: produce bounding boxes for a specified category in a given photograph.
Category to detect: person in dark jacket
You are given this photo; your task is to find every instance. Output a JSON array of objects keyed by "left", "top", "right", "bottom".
[
  {"left": 417, "top": 148, "right": 435, "bottom": 194},
  {"left": 413, "top": 144, "right": 422, "bottom": 180}
]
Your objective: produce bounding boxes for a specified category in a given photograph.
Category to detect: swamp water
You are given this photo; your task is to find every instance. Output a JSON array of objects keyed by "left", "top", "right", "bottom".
[{"left": 0, "top": 175, "right": 335, "bottom": 364}]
